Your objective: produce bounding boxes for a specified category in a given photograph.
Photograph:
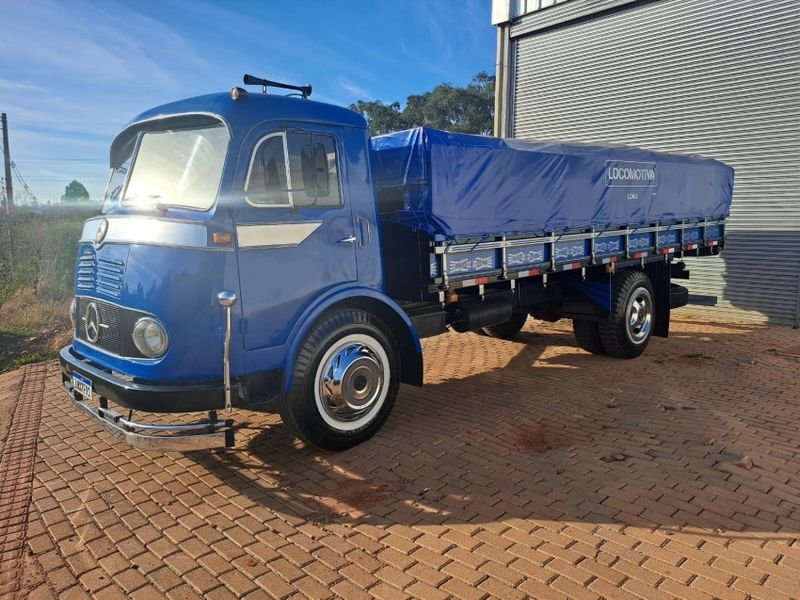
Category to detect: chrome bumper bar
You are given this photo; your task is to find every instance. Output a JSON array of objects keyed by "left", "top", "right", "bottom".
[{"left": 64, "top": 380, "right": 235, "bottom": 451}]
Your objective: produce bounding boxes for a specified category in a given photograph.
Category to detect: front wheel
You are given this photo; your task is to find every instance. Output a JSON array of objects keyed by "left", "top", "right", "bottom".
[
  {"left": 279, "top": 309, "right": 399, "bottom": 451},
  {"left": 598, "top": 270, "right": 655, "bottom": 359}
]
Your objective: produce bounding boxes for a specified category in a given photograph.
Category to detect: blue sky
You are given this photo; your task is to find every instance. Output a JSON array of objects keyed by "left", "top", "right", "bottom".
[{"left": 0, "top": 0, "right": 495, "bottom": 204}]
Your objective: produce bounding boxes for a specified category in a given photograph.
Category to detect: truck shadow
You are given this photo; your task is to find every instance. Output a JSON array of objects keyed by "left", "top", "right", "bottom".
[{"left": 185, "top": 319, "right": 800, "bottom": 540}]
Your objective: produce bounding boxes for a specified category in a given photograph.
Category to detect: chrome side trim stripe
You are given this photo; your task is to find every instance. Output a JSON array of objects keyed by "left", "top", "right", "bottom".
[
  {"left": 80, "top": 217, "right": 325, "bottom": 250},
  {"left": 81, "top": 217, "right": 208, "bottom": 248},
  {"left": 236, "top": 222, "right": 322, "bottom": 248}
]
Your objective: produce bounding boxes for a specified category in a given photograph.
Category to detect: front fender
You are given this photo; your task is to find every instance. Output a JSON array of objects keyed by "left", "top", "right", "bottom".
[{"left": 282, "top": 286, "right": 422, "bottom": 392}]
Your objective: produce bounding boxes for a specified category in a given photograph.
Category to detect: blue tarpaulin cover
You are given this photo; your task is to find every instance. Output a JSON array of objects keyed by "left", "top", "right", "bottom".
[{"left": 370, "top": 127, "right": 734, "bottom": 240}]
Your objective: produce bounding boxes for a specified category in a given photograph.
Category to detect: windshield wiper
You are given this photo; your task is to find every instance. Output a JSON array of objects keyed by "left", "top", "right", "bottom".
[
  {"left": 127, "top": 194, "right": 169, "bottom": 212},
  {"left": 149, "top": 195, "right": 169, "bottom": 212}
]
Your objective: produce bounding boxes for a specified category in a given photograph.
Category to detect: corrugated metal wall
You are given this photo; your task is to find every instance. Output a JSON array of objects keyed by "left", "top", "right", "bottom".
[{"left": 508, "top": 0, "right": 800, "bottom": 326}]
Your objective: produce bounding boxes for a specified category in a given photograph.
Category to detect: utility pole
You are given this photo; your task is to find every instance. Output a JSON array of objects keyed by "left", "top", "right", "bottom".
[{"left": 2, "top": 113, "right": 13, "bottom": 215}]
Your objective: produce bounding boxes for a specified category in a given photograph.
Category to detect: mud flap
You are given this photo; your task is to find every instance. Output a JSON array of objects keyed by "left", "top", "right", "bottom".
[{"left": 644, "top": 261, "right": 670, "bottom": 338}]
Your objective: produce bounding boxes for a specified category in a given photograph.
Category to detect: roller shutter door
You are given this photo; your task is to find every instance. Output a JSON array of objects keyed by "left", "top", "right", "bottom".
[{"left": 509, "top": 0, "right": 800, "bottom": 326}]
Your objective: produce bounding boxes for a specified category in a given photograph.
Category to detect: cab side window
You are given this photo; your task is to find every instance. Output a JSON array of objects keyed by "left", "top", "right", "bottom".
[
  {"left": 245, "top": 134, "right": 290, "bottom": 206},
  {"left": 245, "top": 131, "right": 342, "bottom": 208}
]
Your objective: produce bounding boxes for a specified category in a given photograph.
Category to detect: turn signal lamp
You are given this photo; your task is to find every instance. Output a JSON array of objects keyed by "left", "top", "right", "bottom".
[{"left": 212, "top": 232, "right": 232, "bottom": 245}]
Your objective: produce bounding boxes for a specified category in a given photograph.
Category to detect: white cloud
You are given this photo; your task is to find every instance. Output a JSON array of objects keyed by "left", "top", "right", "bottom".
[
  {"left": 337, "top": 77, "right": 372, "bottom": 101},
  {"left": 0, "top": 0, "right": 210, "bottom": 88},
  {"left": 0, "top": 0, "right": 217, "bottom": 201},
  {"left": 0, "top": 0, "right": 494, "bottom": 202}
]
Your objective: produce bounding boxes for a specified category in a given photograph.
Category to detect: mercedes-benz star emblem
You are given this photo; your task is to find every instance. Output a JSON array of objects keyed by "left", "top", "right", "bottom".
[
  {"left": 84, "top": 302, "right": 101, "bottom": 343},
  {"left": 94, "top": 219, "right": 109, "bottom": 246}
]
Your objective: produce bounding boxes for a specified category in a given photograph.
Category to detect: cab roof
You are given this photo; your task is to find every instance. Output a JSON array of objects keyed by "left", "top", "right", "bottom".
[
  {"left": 110, "top": 91, "right": 367, "bottom": 167},
  {"left": 125, "top": 91, "right": 367, "bottom": 135}
]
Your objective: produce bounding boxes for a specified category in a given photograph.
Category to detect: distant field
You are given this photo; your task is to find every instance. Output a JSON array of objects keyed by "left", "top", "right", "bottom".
[{"left": 0, "top": 207, "right": 96, "bottom": 371}]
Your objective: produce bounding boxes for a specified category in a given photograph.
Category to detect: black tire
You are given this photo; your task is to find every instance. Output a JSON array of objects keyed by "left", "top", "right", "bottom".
[
  {"left": 598, "top": 270, "right": 655, "bottom": 359},
  {"left": 572, "top": 319, "right": 606, "bottom": 355},
  {"left": 279, "top": 309, "right": 400, "bottom": 451},
  {"left": 479, "top": 312, "right": 528, "bottom": 339}
]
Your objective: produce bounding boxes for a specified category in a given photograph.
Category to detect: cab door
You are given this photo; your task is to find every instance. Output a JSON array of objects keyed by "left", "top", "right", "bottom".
[{"left": 234, "top": 124, "right": 357, "bottom": 351}]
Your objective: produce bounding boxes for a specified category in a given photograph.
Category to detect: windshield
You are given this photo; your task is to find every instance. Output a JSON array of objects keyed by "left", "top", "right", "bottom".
[{"left": 115, "top": 124, "right": 228, "bottom": 211}]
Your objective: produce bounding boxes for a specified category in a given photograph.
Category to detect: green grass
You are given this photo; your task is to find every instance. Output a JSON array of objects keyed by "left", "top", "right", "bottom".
[
  {"left": 0, "top": 207, "right": 96, "bottom": 305},
  {"left": 14, "top": 353, "right": 42, "bottom": 366},
  {"left": 0, "top": 327, "right": 35, "bottom": 337},
  {"left": 0, "top": 206, "right": 93, "bottom": 371}
]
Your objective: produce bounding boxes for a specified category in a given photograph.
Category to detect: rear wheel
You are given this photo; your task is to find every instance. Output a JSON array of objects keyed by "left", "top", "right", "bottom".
[
  {"left": 598, "top": 270, "right": 655, "bottom": 359},
  {"left": 479, "top": 311, "right": 528, "bottom": 339},
  {"left": 280, "top": 309, "right": 399, "bottom": 451},
  {"left": 572, "top": 319, "right": 606, "bottom": 355}
]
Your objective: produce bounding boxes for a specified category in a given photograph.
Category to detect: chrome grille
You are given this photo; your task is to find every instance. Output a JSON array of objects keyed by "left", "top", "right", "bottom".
[
  {"left": 96, "top": 257, "right": 125, "bottom": 298},
  {"left": 74, "top": 245, "right": 126, "bottom": 300},
  {"left": 76, "top": 253, "right": 95, "bottom": 292},
  {"left": 76, "top": 297, "right": 123, "bottom": 355}
]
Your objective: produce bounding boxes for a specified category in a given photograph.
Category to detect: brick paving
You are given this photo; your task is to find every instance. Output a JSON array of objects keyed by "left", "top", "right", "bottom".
[
  {"left": 0, "top": 364, "right": 46, "bottom": 599},
  {"left": 7, "top": 315, "right": 800, "bottom": 599}
]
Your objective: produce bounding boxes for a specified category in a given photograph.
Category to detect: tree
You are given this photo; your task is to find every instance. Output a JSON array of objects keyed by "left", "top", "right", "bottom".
[
  {"left": 62, "top": 180, "right": 90, "bottom": 203},
  {"left": 349, "top": 100, "right": 409, "bottom": 136},
  {"left": 350, "top": 71, "right": 495, "bottom": 136}
]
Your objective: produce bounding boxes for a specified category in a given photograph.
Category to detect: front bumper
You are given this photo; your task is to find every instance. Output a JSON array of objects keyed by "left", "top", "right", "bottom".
[
  {"left": 60, "top": 345, "right": 236, "bottom": 450},
  {"left": 60, "top": 346, "right": 235, "bottom": 412}
]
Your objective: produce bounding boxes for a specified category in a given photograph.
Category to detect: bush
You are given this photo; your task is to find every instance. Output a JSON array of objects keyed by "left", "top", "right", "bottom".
[
  {"left": 0, "top": 206, "right": 95, "bottom": 370},
  {"left": 0, "top": 206, "right": 97, "bottom": 305}
]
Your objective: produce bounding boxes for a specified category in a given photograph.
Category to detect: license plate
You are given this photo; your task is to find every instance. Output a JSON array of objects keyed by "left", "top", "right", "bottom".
[{"left": 72, "top": 372, "right": 93, "bottom": 399}]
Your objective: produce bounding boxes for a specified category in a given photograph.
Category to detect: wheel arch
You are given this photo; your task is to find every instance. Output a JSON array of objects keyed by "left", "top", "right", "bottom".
[{"left": 283, "top": 287, "right": 423, "bottom": 392}]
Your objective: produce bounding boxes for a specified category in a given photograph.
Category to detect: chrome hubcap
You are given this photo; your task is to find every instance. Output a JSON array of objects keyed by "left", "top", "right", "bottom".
[
  {"left": 318, "top": 342, "right": 384, "bottom": 423},
  {"left": 626, "top": 288, "right": 653, "bottom": 344}
]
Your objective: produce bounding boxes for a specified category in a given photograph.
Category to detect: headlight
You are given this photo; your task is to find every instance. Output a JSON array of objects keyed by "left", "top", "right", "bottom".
[
  {"left": 69, "top": 298, "right": 77, "bottom": 328},
  {"left": 132, "top": 317, "right": 169, "bottom": 358}
]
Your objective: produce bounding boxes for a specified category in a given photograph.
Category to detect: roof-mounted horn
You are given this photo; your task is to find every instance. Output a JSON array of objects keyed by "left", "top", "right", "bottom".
[{"left": 242, "top": 74, "right": 312, "bottom": 99}]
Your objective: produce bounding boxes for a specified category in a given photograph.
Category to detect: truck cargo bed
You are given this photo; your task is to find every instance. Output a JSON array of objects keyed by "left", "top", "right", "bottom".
[
  {"left": 427, "top": 219, "right": 724, "bottom": 292},
  {"left": 371, "top": 127, "right": 733, "bottom": 240},
  {"left": 380, "top": 214, "right": 725, "bottom": 301}
]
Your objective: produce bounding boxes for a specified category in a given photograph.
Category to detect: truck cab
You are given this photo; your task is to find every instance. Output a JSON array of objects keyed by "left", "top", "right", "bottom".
[{"left": 61, "top": 82, "right": 422, "bottom": 451}]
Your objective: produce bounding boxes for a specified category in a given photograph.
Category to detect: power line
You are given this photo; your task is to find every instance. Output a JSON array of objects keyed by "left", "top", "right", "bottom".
[
  {"left": 22, "top": 174, "right": 109, "bottom": 178},
  {"left": 1, "top": 117, "right": 106, "bottom": 206},
  {"left": 1, "top": 120, "right": 39, "bottom": 207},
  {"left": 10, "top": 160, "right": 39, "bottom": 206},
  {"left": 20, "top": 176, "right": 109, "bottom": 181},
  {"left": 14, "top": 158, "right": 106, "bottom": 163}
]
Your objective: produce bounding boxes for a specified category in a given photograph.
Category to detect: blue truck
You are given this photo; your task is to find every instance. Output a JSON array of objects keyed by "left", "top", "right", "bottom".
[{"left": 60, "top": 75, "right": 733, "bottom": 452}]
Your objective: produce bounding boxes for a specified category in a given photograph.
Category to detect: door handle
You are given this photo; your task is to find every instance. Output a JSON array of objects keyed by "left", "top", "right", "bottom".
[
  {"left": 337, "top": 235, "right": 357, "bottom": 244},
  {"left": 357, "top": 217, "right": 371, "bottom": 246}
]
